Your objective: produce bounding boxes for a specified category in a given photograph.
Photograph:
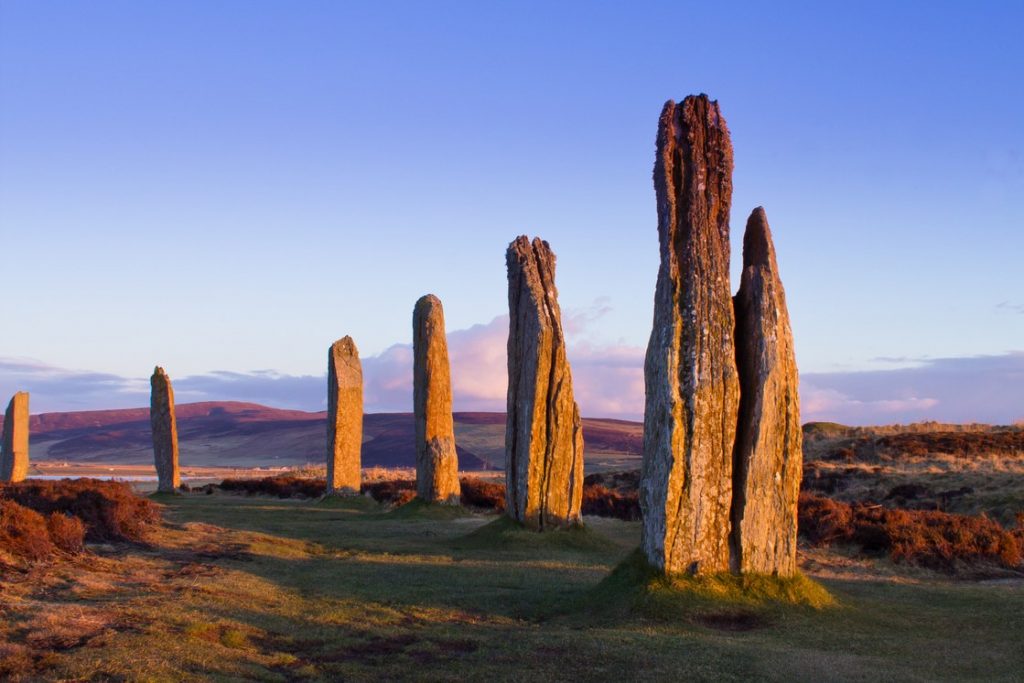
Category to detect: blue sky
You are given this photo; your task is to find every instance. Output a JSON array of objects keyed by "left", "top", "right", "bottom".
[{"left": 1, "top": 1, "right": 1022, "bottom": 423}]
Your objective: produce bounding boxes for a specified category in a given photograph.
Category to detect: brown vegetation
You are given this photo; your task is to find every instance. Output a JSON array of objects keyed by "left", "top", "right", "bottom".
[
  {"left": 874, "top": 431, "right": 1024, "bottom": 458},
  {"left": 219, "top": 476, "right": 327, "bottom": 499},
  {"left": 798, "top": 493, "right": 1023, "bottom": 572},
  {"left": 0, "top": 479, "right": 160, "bottom": 543},
  {"left": 581, "top": 484, "right": 641, "bottom": 521}
]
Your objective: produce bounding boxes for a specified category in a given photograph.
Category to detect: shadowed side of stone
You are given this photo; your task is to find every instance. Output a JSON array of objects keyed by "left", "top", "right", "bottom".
[
  {"left": 149, "top": 368, "right": 180, "bottom": 493},
  {"left": 413, "top": 294, "right": 461, "bottom": 504},
  {"left": 327, "top": 336, "right": 363, "bottom": 494},
  {"left": 505, "top": 236, "right": 584, "bottom": 530},
  {"left": 730, "top": 207, "right": 802, "bottom": 575},
  {"left": 641, "top": 95, "right": 740, "bottom": 575},
  {"left": 0, "top": 392, "right": 30, "bottom": 483}
]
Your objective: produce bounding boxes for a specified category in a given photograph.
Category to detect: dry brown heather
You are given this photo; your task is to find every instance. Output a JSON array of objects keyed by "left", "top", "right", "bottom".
[
  {"left": 505, "top": 236, "right": 584, "bottom": 530},
  {"left": 802, "top": 422, "right": 1024, "bottom": 526},
  {"left": 149, "top": 367, "right": 180, "bottom": 492},
  {"left": 798, "top": 493, "right": 1023, "bottom": 572},
  {"left": 731, "top": 208, "right": 802, "bottom": 575},
  {"left": 327, "top": 336, "right": 363, "bottom": 494},
  {"left": 0, "top": 392, "right": 30, "bottom": 483},
  {"left": 413, "top": 294, "right": 461, "bottom": 504},
  {"left": 642, "top": 95, "right": 739, "bottom": 575}
]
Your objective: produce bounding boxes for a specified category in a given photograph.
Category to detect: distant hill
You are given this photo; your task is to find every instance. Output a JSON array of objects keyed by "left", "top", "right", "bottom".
[{"left": 20, "top": 401, "right": 642, "bottom": 471}]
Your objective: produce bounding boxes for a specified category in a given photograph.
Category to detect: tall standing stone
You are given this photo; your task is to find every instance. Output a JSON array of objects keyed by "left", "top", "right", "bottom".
[
  {"left": 327, "top": 336, "right": 363, "bottom": 494},
  {"left": 641, "top": 95, "right": 740, "bottom": 575},
  {"left": 505, "top": 236, "right": 584, "bottom": 529},
  {"left": 150, "top": 367, "right": 180, "bottom": 493},
  {"left": 0, "top": 392, "right": 30, "bottom": 483},
  {"left": 730, "top": 207, "right": 802, "bottom": 576},
  {"left": 413, "top": 295, "right": 461, "bottom": 504}
]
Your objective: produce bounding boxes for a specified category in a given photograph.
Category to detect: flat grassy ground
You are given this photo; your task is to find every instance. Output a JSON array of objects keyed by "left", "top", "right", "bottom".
[{"left": 2, "top": 493, "right": 1022, "bottom": 682}]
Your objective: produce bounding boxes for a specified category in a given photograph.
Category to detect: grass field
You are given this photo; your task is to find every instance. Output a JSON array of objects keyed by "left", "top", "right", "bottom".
[{"left": 3, "top": 492, "right": 1022, "bottom": 681}]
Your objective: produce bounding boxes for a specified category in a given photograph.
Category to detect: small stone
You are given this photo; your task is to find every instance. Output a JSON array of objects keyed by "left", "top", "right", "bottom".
[
  {"left": 505, "top": 235, "right": 584, "bottom": 529},
  {"left": 327, "top": 336, "right": 363, "bottom": 494},
  {"left": 413, "top": 295, "right": 461, "bottom": 504},
  {"left": 0, "top": 392, "right": 30, "bottom": 483},
  {"left": 150, "top": 368, "right": 180, "bottom": 493},
  {"left": 731, "top": 207, "right": 802, "bottom": 576}
]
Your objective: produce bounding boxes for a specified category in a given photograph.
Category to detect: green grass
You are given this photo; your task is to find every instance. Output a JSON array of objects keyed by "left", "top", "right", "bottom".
[{"left": 5, "top": 492, "right": 1022, "bottom": 682}]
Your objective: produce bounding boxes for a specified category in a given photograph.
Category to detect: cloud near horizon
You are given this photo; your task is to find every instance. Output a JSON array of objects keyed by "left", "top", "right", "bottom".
[{"left": 1, "top": 328, "right": 1021, "bottom": 427}]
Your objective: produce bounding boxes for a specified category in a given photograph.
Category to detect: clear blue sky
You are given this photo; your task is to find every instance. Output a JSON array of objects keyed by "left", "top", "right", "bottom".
[{"left": 1, "top": 1, "right": 1022, "bottom": 422}]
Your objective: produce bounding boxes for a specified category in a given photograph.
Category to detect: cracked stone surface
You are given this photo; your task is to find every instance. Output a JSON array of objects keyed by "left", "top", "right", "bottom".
[
  {"left": 150, "top": 368, "right": 180, "bottom": 493},
  {"left": 731, "top": 207, "right": 802, "bottom": 576},
  {"left": 0, "top": 392, "right": 29, "bottom": 483},
  {"left": 641, "top": 95, "right": 740, "bottom": 575},
  {"left": 413, "top": 294, "right": 461, "bottom": 504},
  {"left": 505, "top": 235, "right": 584, "bottom": 529},
  {"left": 327, "top": 336, "right": 363, "bottom": 494}
]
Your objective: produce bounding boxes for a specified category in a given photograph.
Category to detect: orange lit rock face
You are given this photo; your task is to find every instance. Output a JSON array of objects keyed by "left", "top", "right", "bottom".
[
  {"left": 641, "top": 95, "right": 802, "bottom": 577},
  {"left": 731, "top": 208, "right": 802, "bottom": 576},
  {"left": 0, "top": 391, "right": 30, "bottom": 483},
  {"left": 641, "top": 95, "right": 740, "bottom": 575},
  {"left": 413, "top": 294, "right": 461, "bottom": 504},
  {"left": 327, "top": 336, "right": 363, "bottom": 494},
  {"left": 504, "top": 236, "right": 584, "bottom": 530},
  {"left": 150, "top": 368, "right": 180, "bottom": 493}
]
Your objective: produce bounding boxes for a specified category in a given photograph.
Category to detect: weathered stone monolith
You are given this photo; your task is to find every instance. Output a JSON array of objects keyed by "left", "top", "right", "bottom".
[
  {"left": 327, "top": 336, "right": 363, "bottom": 494},
  {"left": 641, "top": 95, "right": 740, "bottom": 575},
  {"left": 505, "top": 236, "right": 584, "bottom": 529},
  {"left": 0, "top": 392, "right": 30, "bottom": 483},
  {"left": 730, "top": 207, "right": 802, "bottom": 576},
  {"left": 150, "top": 368, "right": 180, "bottom": 493},
  {"left": 413, "top": 295, "right": 461, "bottom": 504}
]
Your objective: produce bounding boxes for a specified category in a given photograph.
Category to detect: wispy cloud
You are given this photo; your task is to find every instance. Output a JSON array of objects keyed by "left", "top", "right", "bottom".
[
  {"left": 996, "top": 301, "right": 1024, "bottom": 314},
  {"left": 2, "top": 335, "right": 1021, "bottom": 427},
  {"left": 801, "top": 351, "right": 1024, "bottom": 425}
]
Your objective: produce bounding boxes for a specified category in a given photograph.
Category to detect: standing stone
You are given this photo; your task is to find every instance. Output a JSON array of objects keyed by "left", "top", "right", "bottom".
[
  {"left": 505, "top": 236, "right": 584, "bottom": 529},
  {"left": 413, "top": 295, "right": 461, "bottom": 504},
  {"left": 730, "top": 208, "right": 802, "bottom": 576},
  {"left": 641, "top": 95, "right": 740, "bottom": 575},
  {"left": 327, "top": 336, "right": 363, "bottom": 494},
  {"left": 150, "top": 368, "right": 180, "bottom": 493},
  {"left": 0, "top": 392, "right": 30, "bottom": 483}
]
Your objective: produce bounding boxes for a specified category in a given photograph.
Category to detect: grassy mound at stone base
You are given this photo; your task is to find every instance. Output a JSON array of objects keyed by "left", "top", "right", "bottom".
[
  {"left": 385, "top": 497, "right": 473, "bottom": 520},
  {"left": 451, "top": 515, "right": 617, "bottom": 553},
  {"left": 587, "top": 549, "right": 834, "bottom": 627}
]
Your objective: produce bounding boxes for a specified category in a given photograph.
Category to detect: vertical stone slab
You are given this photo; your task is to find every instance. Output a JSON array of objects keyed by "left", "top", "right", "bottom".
[
  {"left": 641, "top": 95, "right": 740, "bottom": 575},
  {"left": 413, "top": 295, "right": 461, "bottom": 504},
  {"left": 0, "top": 392, "right": 30, "bottom": 483},
  {"left": 327, "top": 336, "right": 363, "bottom": 494},
  {"left": 505, "top": 235, "right": 584, "bottom": 529},
  {"left": 150, "top": 368, "right": 180, "bottom": 493},
  {"left": 731, "top": 208, "right": 802, "bottom": 576}
]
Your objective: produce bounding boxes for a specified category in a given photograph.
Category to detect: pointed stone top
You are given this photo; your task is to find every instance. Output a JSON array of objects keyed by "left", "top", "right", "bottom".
[
  {"left": 331, "top": 336, "right": 359, "bottom": 357},
  {"left": 742, "top": 206, "right": 779, "bottom": 272},
  {"left": 152, "top": 366, "right": 167, "bottom": 378}
]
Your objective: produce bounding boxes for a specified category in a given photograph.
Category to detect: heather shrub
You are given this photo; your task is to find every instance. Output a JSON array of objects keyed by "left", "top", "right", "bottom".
[
  {"left": 46, "top": 513, "right": 86, "bottom": 554},
  {"left": 582, "top": 484, "right": 641, "bottom": 521},
  {"left": 0, "top": 479, "right": 161, "bottom": 543},
  {"left": 798, "top": 493, "right": 1023, "bottom": 572},
  {"left": 361, "top": 479, "right": 416, "bottom": 506},
  {"left": 459, "top": 478, "right": 505, "bottom": 511},
  {"left": 0, "top": 499, "right": 54, "bottom": 561},
  {"left": 219, "top": 476, "right": 326, "bottom": 499}
]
